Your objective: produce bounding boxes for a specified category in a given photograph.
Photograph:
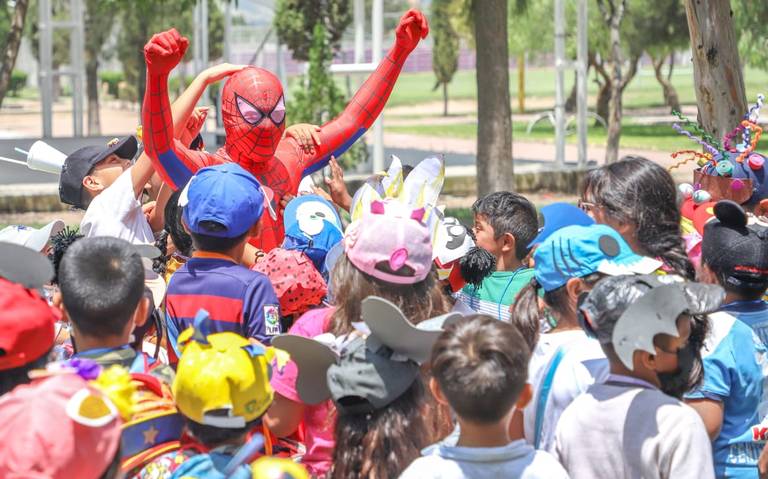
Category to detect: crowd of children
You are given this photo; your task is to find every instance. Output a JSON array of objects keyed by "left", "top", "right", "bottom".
[{"left": 6, "top": 12, "right": 768, "bottom": 478}]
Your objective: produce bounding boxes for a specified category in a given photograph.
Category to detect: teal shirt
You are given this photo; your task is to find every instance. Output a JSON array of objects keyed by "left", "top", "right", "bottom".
[{"left": 456, "top": 268, "right": 534, "bottom": 321}]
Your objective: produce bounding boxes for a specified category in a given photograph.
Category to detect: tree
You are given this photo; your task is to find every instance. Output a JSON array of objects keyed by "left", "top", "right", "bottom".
[
  {"left": 431, "top": 0, "right": 459, "bottom": 117},
  {"left": 596, "top": 0, "right": 626, "bottom": 164},
  {"left": 684, "top": 0, "right": 746, "bottom": 141},
  {"left": 733, "top": 0, "right": 768, "bottom": 71},
  {"left": 84, "top": 0, "right": 117, "bottom": 134},
  {"left": 473, "top": 0, "right": 514, "bottom": 194},
  {"left": 0, "top": 0, "right": 30, "bottom": 109},
  {"left": 274, "top": 0, "right": 351, "bottom": 62},
  {"left": 289, "top": 23, "right": 367, "bottom": 168},
  {"left": 507, "top": 0, "right": 551, "bottom": 114}
]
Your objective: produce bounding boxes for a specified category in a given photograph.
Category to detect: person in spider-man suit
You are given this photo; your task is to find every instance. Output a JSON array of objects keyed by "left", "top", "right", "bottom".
[{"left": 142, "top": 9, "right": 429, "bottom": 251}]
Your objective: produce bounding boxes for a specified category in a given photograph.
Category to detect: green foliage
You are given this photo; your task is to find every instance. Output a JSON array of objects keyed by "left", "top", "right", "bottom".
[
  {"left": 8, "top": 70, "right": 27, "bottom": 96},
  {"left": 508, "top": 0, "right": 553, "bottom": 56},
  {"left": 431, "top": 0, "right": 460, "bottom": 87},
  {"left": 289, "top": 24, "right": 367, "bottom": 169},
  {"left": 734, "top": 0, "right": 768, "bottom": 70},
  {"left": 274, "top": 0, "right": 351, "bottom": 62},
  {"left": 99, "top": 71, "right": 123, "bottom": 97}
]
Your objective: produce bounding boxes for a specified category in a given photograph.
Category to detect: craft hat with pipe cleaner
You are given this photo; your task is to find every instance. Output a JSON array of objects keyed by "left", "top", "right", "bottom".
[
  {"left": 578, "top": 274, "right": 724, "bottom": 370},
  {"left": 272, "top": 296, "right": 462, "bottom": 415},
  {"left": 533, "top": 224, "right": 663, "bottom": 292},
  {"left": 702, "top": 200, "right": 768, "bottom": 288},
  {"left": 344, "top": 200, "right": 433, "bottom": 285},
  {"left": 282, "top": 195, "right": 343, "bottom": 275},
  {"left": 173, "top": 310, "right": 290, "bottom": 428}
]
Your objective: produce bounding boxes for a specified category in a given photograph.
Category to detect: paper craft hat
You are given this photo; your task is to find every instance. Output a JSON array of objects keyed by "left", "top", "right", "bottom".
[
  {"left": 579, "top": 274, "right": 724, "bottom": 370},
  {"left": 282, "top": 195, "right": 344, "bottom": 275},
  {"left": 0, "top": 241, "right": 55, "bottom": 288},
  {"left": 253, "top": 248, "right": 327, "bottom": 315},
  {"left": 250, "top": 457, "right": 310, "bottom": 479},
  {"left": 272, "top": 296, "right": 461, "bottom": 414},
  {"left": 432, "top": 214, "right": 495, "bottom": 292},
  {"left": 27, "top": 140, "right": 68, "bottom": 174}
]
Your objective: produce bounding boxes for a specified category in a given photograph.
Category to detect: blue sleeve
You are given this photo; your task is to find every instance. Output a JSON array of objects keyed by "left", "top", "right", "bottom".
[
  {"left": 242, "top": 275, "right": 281, "bottom": 345},
  {"left": 686, "top": 330, "right": 739, "bottom": 401}
]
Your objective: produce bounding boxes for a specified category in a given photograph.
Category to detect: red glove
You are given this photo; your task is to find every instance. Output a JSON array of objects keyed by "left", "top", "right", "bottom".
[
  {"left": 144, "top": 28, "right": 189, "bottom": 76},
  {"left": 395, "top": 9, "right": 429, "bottom": 54}
]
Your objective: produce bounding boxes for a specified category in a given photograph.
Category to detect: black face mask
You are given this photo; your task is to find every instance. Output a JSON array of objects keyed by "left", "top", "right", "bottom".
[{"left": 656, "top": 343, "right": 700, "bottom": 399}]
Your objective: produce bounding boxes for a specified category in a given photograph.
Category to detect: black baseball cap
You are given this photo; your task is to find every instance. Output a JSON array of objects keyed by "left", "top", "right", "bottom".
[
  {"left": 702, "top": 200, "right": 768, "bottom": 288},
  {"left": 59, "top": 136, "right": 138, "bottom": 209}
]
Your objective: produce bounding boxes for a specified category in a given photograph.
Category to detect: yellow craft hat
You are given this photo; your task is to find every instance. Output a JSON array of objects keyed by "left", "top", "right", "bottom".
[
  {"left": 173, "top": 310, "right": 289, "bottom": 429},
  {"left": 251, "top": 456, "right": 310, "bottom": 479}
]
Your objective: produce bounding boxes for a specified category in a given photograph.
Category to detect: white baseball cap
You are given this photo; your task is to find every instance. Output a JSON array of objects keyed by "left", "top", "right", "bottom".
[{"left": 0, "top": 220, "right": 65, "bottom": 252}]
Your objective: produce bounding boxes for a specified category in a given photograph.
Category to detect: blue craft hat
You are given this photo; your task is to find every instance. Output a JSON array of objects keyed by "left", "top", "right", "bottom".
[
  {"left": 534, "top": 224, "right": 662, "bottom": 292},
  {"left": 529, "top": 202, "right": 594, "bottom": 247},
  {"left": 181, "top": 163, "right": 265, "bottom": 238},
  {"left": 282, "top": 195, "right": 344, "bottom": 274}
]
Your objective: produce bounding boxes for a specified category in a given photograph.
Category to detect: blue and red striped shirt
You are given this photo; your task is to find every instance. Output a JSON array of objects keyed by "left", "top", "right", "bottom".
[{"left": 165, "top": 252, "right": 281, "bottom": 362}]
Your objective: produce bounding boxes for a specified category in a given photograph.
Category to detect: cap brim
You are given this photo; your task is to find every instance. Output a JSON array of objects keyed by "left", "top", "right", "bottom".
[
  {"left": 0, "top": 241, "right": 54, "bottom": 288},
  {"left": 362, "top": 296, "right": 462, "bottom": 364},
  {"left": 597, "top": 256, "right": 663, "bottom": 277},
  {"left": 25, "top": 219, "right": 65, "bottom": 252},
  {"left": 271, "top": 335, "right": 337, "bottom": 405}
]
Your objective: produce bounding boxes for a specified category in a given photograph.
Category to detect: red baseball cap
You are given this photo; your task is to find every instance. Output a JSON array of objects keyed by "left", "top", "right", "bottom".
[{"left": 0, "top": 278, "right": 57, "bottom": 371}]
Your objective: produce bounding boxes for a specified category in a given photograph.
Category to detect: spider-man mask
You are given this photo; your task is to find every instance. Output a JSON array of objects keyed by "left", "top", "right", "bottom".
[{"left": 221, "top": 67, "right": 286, "bottom": 169}]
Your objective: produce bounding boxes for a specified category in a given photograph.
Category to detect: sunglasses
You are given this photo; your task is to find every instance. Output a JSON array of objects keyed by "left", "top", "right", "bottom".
[{"left": 577, "top": 199, "right": 600, "bottom": 213}]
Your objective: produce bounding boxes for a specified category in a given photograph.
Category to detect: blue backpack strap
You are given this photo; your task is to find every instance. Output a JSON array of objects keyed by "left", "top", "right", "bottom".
[
  {"left": 533, "top": 345, "right": 566, "bottom": 449},
  {"left": 129, "top": 351, "right": 157, "bottom": 374}
]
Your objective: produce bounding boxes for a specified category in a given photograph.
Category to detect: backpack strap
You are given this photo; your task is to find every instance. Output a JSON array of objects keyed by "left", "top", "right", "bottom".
[{"left": 533, "top": 345, "right": 566, "bottom": 449}]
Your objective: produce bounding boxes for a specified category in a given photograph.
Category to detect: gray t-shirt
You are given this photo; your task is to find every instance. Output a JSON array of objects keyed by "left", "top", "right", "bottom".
[
  {"left": 399, "top": 439, "right": 569, "bottom": 479},
  {"left": 554, "top": 378, "right": 714, "bottom": 479}
]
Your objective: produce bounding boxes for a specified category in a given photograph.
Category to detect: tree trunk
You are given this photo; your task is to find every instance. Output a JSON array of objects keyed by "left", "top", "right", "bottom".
[
  {"left": 683, "top": 0, "right": 747, "bottom": 140},
  {"left": 518, "top": 53, "right": 525, "bottom": 114},
  {"left": 473, "top": 0, "right": 513, "bottom": 195},
  {"left": 596, "top": 82, "right": 610, "bottom": 125},
  {"left": 651, "top": 53, "right": 681, "bottom": 113},
  {"left": 598, "top": 0, "right": 627, "bottom": 164},
  {"left": 86, "top": 59, "right": 101, "bottom": 135},
  {"left": 0, "top": 0, "right": 30, "bottom": 109},
  {"left": 442, "top": 82, "right": 448, "bottom": 117},
  {"left": 565, "top": 77, "right": 578, "bottom": 113}
]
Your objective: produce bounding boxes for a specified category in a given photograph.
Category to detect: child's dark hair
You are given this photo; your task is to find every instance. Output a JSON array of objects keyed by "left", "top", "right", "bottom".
[
  {"left": 189, "top": 221, "right": 249, "bottom": 253},
  {"left": 512, "top": 273, "right": 603, "bottom": 350},
  {"left": 0, "top": 349, "right": 51, "bottom": 396},
  {"left": 59, "top": 237, "right": 145, "bottom": 337},
  {"left": 185, "top": 417, "right": 261, "bottom": 448},
  {"left": 332, "top": 379, "right": 430, "bottom": 479},
  {"left": 165, "top": 188, "right": 193, "bottom": 257},
  {"left": 431, "top": 315, "right": 530, "bottom": 423},
  {"left": 581, "top": 156, "right": 695, "bottom": 279},
  {"left": 153, "top": 230, "right": 169, "bottom": 276},
  {"left": 48, "top": 226, "right": 84, "bottom": 285},
  {"left": 703, "top": 258, "right": 768, "bottom": 301},
  {"left": 473, "top": 191, "right": 538, "bottom": 260}
]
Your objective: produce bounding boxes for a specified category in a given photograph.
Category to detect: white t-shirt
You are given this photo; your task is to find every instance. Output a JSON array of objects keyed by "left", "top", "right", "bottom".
[
  {"left": 554, "top": 379, "right": 715, "bottom": 479},
  {"left": 80, "top": 168, "right": 155, "bottom": 244},
  {"left": 523, "top": 330, "right": 609, "bottom": 452},
  {"left": 399, "top": 439, "right": 569, "bottom": 479}
]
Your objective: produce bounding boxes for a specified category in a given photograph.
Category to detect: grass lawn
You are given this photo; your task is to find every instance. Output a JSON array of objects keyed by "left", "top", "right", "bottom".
[{"left": 387, "top": 121, "right": 697, "bottom": 152}]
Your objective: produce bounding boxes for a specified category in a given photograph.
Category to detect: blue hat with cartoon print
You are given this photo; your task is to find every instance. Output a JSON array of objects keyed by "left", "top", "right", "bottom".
[{"left": 534, "top": 224, "right": 663, "bottom": 292}]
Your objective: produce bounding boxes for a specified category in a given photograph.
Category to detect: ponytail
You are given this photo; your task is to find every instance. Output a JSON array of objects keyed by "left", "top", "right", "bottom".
[{"left": 510, "top": 279, "right": 542, "bottom": 350}]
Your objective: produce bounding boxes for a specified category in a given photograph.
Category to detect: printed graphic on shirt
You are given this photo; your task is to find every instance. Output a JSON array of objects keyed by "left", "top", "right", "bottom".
[{"left": 264, "top": 305, "right": 281, "bottom": 336}]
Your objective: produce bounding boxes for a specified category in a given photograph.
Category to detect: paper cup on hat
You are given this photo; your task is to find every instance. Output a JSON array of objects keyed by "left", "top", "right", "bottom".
[{"left": 27, "top": 140, "right": 67, "bottom": 174}]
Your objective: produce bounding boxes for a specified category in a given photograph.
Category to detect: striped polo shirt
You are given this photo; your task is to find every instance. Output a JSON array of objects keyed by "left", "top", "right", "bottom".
[{"left": 165, "top": 252, "right": 281, "bottom": 362}]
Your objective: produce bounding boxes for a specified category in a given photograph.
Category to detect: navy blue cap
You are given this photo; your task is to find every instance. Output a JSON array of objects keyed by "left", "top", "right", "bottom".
[
  {"left": 529, "top": 202, "right": 594, "bottom": 247},
  {"left": 181, "top": 163, "right": 265, "bottom": 238}
]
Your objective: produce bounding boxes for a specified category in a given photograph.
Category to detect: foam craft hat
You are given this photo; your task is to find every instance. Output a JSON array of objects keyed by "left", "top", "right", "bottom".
[
  {"left": 27, "top": 140, "right": 68, "bottom": 174},
  {"left": 282, "top": 195, "right": 344, "bottom": 273},
  {"left": 272, "top": 296, "right": 462, "bottom": 407},
  {"left": 250, "top": 456, "right": 310, "bottom": 479},
  {"left": 0, "top": 241, "right": 54, "bottom": 288},
  {"left": 580, "top": 274, "right": 724, "bottom": 370}
]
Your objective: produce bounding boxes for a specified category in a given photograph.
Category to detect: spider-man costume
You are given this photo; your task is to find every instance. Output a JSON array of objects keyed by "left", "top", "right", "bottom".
[{"left": 142, "top": 9, "right": 429, "bottom": 251}]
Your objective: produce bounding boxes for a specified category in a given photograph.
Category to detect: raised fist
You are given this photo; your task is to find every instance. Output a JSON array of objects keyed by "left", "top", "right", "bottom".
[
  {"left": 144, "top": 28, "right": 189, "bottom": 75},
  {"left": 395, "top": 9, "right": 429, "bottom": 54}
]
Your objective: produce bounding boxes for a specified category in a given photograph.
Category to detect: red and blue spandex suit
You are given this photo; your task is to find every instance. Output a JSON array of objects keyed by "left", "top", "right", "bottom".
[{"left": 142, "top": 10, "right": 429, "bottom": 251}]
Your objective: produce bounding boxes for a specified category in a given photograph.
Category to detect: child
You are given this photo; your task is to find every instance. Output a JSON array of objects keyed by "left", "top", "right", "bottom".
[
  {"left": 456, "top": 191, "right": 539, "bottom": 321},
  {"left": 513, "top": 224, "right": 662, "bottom": 451},
  {"left": 0, "top": 372, "right": 123, "bottom": 478},
  {"left": 57, "top": 236, "right": 172, "bottom": 382},
  {"left": 164, "top": 163, "right": 281, "bottom": 363},
  {"left": 555, "top": 274, "right": 719, "bottom": 479},
  {"left": 275, "top": 296, "right": 446, "bottom": 479},
  {"left": 400, "top": 315, "right": 568, "bottom": 478},
  {"left": 264, "top": 201, "right": 450, "bottom": 477},
  {"left": 137, "top": 319, "right": 284, "bottom": 478},
  {"left": 690, "top": 199, "right": 768, "bottom": 478}
]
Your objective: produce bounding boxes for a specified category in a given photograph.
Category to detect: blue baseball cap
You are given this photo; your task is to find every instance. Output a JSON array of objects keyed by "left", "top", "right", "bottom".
[
  {"left": 529, "top": 202, "right": 594, "bottom": 247},
  {"left": 181, "top": 163, "right": 265, "bottom": 238},
  {"left": 533, "top": 224, "right": 663, "bottom": 292}
]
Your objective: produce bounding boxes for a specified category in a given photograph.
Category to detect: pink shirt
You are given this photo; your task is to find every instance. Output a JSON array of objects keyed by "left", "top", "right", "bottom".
[{"left": 271, "top": 307, "right": 335, "bottom": 476}]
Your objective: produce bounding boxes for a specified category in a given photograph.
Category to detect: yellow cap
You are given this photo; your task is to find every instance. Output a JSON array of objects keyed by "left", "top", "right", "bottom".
[
  {"left": 251, "top": 457, "right": 310, "bottom": 479},
  {"left": 173, "top": 325, "right": 279, "bottom": 429}
]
